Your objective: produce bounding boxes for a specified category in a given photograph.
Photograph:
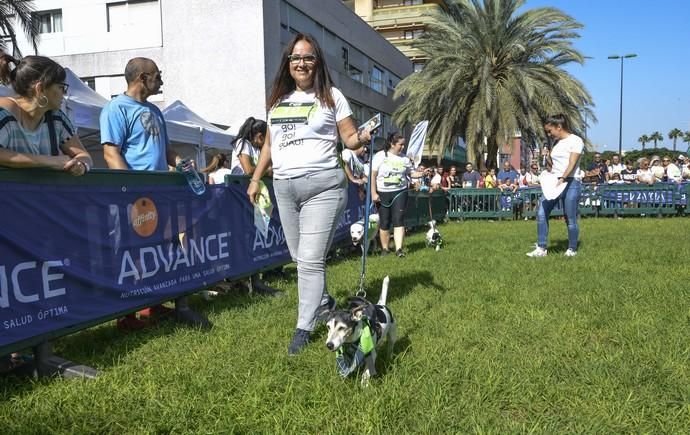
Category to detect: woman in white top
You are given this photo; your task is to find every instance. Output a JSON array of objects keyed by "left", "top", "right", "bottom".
[
  {"left": 230, "top": 117, "right": 267, "bottom": 176},
  {"left": 636, "top": 158, "right": 655, "bottom": 185},
  {"left": 527, "top": 114, "right": 583, "bottom": 258},
  {"left": 371, "top": 132, "right": 427, "bottom": 257},
  {"left": 201, "top": 153, "right": 232, "bottom": 184},
  {"left": 247, "top": 33, "right": 371, "bottom": 355}
]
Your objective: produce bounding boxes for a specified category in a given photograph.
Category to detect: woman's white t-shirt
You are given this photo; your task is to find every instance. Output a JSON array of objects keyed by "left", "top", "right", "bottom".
[
  {"left": 208, "top": 167, "right": 232, "bottom": 184},
  {"left": 372, "top": 150, "right": 413, "bottom": 192},
  {"left": 268, "top": 87, "right": 352, "bottom": 179},
  {"left": 230, "top": 139, "right": 260, "bottom": 175},
  {"left": 550, "top": 133, "right": 584, "bottom": 179}
]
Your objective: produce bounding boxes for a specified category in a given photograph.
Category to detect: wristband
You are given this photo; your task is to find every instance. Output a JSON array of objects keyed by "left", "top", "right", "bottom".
[{"left": 249, "top": 179, "right": 260, "bottom": 184}]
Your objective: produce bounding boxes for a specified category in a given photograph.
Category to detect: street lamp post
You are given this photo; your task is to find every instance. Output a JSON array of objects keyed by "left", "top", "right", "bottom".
[{"left": 608, "top": 54, "right": 637, "bottom": 155}]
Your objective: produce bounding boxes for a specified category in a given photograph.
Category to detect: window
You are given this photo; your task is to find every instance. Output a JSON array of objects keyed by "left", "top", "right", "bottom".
[
  {"left": 82, "top": 77, "right": 96, "bottom": 90},
  {"left": 404, "top": 0, "right": 423, "bottom": 5},
  {"left": 349, "top": 65, "right": 362, "bottom": 83},
  {"left": 342, "top": 47, "right": 349, "bottom": 71},
  {"left": 350, "top": 102, "right": 363, "bottom": 126},
  {"left": 107, "top": 0, "right": 159, "bottom": 32},
  {"left": 413, "top": 62, "right": 425, "bottom": 73},
  {"left": 403, "top": 29, "right": 424, "bottom": 40},
  {"left": 370, "top": 66, "right": 384, "bottom": 93},
  {"left": 34, "top": 10, "right": 63, "bottom": 34}
]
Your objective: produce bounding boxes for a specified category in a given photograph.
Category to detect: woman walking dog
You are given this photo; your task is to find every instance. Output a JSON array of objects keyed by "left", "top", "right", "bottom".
[
  {"left": 526, "top": 114, "right": 583, "bottom": 257},
  {"left": 371, "top": 132, "right": 428, "bottom": 257},
  {"left": 247, "top": 33, "right": 371, "bottom": 355}
]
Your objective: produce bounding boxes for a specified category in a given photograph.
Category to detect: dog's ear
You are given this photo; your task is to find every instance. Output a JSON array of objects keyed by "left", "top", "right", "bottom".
[{"left": 350, "top": 304, "right": 367, "bottom": 321}]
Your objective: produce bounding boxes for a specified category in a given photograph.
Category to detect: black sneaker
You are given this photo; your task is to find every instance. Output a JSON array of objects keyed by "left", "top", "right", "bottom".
[
  {"left": 396, "top": 249, "right": 405, "bottom": 258},
  {"left": 315, "top": 294, "right": 336, "bottom": 321},
  {"left": 381, "top": 249, "right": 391, "bottom": 257},
  {"left": 287, "top": 328, "right": 311, "bottom": 356}
]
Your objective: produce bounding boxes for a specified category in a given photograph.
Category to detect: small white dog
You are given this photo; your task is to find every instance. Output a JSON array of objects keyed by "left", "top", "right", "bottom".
[
  {"left": 325, "top": 276, "right": 396, "bottom": 387},
  {"left": 425, "top": 220, "right": 443, "bottom": 251},
  {"left": 350, "top": 213, "right": 379, "bottom": 254}
]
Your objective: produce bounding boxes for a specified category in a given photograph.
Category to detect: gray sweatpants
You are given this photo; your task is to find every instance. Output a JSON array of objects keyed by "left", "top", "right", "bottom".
[{"left": 273, "top": 167, "right": 348, "bottom": 331}]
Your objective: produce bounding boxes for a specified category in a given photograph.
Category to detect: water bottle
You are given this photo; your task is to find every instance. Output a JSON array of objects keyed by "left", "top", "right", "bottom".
[{"left": 176, "top": 159, "right": 206, "bottom": 196}]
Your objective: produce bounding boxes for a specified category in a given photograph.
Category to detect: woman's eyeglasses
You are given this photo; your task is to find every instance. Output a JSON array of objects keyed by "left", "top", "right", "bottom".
[
  {"left": 58, "top": 82, "right": 69, "bottom": 93},
  {"left": 288, "top": 54, "right": 317, "bottom": 65}
]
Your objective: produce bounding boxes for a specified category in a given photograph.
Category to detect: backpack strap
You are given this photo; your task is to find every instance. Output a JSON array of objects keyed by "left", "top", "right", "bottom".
[{"left": 45, "top": 110, "right": 59, "bottom": 156}]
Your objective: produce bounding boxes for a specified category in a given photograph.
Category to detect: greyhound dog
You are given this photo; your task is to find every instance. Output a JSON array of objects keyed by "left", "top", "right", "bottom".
[
  {"left": 350, "top": 213, "right": 379, "bottom": 254},
  {"left": 425, "top": 220, "right": 443, "bottom": 251},
  {"left": 325, "top": 276, "right": 396, "bottom": 386}
]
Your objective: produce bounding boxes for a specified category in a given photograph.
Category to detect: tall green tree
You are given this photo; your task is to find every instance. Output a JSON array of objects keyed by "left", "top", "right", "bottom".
[
  {"left": 649, "top": 131, "right": 663, "bottom": 148},
  {"left": 393, "top": 0, "right": 594, "bottom": 167},
  {"left": 668, "top": 128, "right": 682, "bottom": 152},
  {"left": 683, "top": 131, "right": 690, "bottom": 153},
  {"left": 637, "top": 134, "right": 649, "bottom": 150},
  {"left": 0, "top": 0, "right": 39, "bottom": 57}
]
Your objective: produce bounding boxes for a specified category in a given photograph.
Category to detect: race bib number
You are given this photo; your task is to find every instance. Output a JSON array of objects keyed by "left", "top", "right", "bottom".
[{"left": 270, "top": 102, "right": 317, "bottom": 150}]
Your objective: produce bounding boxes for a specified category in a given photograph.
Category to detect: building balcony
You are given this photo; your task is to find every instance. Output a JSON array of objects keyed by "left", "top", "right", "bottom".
[
  {"left": 370, "top": 3, "right": 444, "bottom": 30},
  {"left": 387, "top": 38, "right": 428, "bottom": 61}
]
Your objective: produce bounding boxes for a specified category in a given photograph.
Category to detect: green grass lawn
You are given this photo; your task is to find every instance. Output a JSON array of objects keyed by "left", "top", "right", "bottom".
[{"left": 2, "top": 217, "right": 690, "bottom": 433}]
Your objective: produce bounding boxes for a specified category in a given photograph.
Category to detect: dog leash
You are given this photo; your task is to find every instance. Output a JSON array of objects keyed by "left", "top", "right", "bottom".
[
  {"left": 357, "top": 127, "right": 381, "bottom": 298},
  {"left": 376, "top": 189, "right": 408, "bottom": 208}
]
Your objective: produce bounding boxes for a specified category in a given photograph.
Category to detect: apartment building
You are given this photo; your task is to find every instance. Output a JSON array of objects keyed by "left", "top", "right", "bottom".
[{"left": 11, "top": 0, "right": 412, "bottom": 135}]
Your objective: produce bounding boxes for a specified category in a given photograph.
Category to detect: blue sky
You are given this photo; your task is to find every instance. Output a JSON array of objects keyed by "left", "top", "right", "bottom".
[{"left": 521, "top": 0, "right": 690, "bottom": 153}]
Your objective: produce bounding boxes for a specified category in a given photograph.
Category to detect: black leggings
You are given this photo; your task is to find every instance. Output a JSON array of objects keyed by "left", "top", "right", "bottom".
[{"left": 378, "top": 189, "right": 408, "bottom": 231}]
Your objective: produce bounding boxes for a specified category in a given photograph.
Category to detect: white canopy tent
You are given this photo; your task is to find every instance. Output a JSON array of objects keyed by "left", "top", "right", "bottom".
[{"left": 162, "top": 100, "right": 234, "bottom": 168}]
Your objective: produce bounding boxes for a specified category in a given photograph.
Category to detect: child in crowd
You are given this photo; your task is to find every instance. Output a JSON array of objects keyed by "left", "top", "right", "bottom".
[
  {"left": 485, "top": 168, "right": 497, "bottom": 188},
  {"left": 478, "top": 169, "right": 487, "bottom": 188},
  {"left": 498, "top": 177, "right": 518, "bottom": 193}
]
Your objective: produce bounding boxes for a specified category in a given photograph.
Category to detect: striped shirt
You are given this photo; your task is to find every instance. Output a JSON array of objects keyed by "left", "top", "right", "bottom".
[{"left": 0, "top": 108, "right": 75, "bottom": 156}]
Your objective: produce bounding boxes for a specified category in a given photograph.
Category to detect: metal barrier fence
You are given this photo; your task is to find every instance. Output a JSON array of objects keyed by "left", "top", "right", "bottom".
[
  {"left": 448, "top": 182, "right": 689, "bottom": 220},
  {"left": 447, "top": 188, "right": 514, "bottom": 220}
]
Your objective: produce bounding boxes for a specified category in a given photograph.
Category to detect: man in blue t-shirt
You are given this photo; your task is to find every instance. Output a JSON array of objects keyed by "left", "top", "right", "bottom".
[
  {"left": 101, "top": 57, "right": 180, "bottom": 171},
  {"left": 462, "top": 162, "right": 481, "bottom": 187},
  {"left": 100, "top": 57, "right": 182, "bottom": 331},
  {"left": 497, "top": 160, "right": 519, "bottom": 185}
]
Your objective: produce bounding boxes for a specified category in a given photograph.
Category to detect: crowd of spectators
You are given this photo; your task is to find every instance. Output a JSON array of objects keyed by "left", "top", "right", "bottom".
[
  {"left": 344, "top": 151, "right": 690, "bottom": 194},
  {"left": 586, "top": 152, "right": 689, "bottom": 185}
]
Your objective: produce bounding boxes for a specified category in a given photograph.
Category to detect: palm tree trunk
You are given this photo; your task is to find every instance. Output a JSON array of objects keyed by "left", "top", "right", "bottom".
[
  {"left": 485, "top": 136, "right": 498, "bottom": 169},
  {"left": 673, "top": 138, "right": 677, "bottom": 151}
]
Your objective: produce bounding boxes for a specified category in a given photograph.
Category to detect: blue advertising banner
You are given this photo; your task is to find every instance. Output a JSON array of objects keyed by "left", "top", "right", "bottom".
[
  {"left": 600, "top": 182, "right": 687, "bottom": 206},
  {"left": 0, "top": 179, "right": 363, "bottom": 351}
]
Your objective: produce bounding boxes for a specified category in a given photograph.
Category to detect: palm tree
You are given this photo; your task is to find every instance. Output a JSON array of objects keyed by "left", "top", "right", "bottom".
[
  {"left": 393, "top": 0, "right": 594, "bottom": 168},
  {"left": 683, "top": 131, "right": 690, "bottom": 153},
  {"left": 668, "top": 128, "right": 682, "bottom": 152},
  {"left": 649, "top": 131, "right": 663, "bottom": 149},
  {"left": 637, "top": 134, "right": 649, "bottom": 150},
  {"left": 0, "top": 0, "right": 40, "bottom": 57}
]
